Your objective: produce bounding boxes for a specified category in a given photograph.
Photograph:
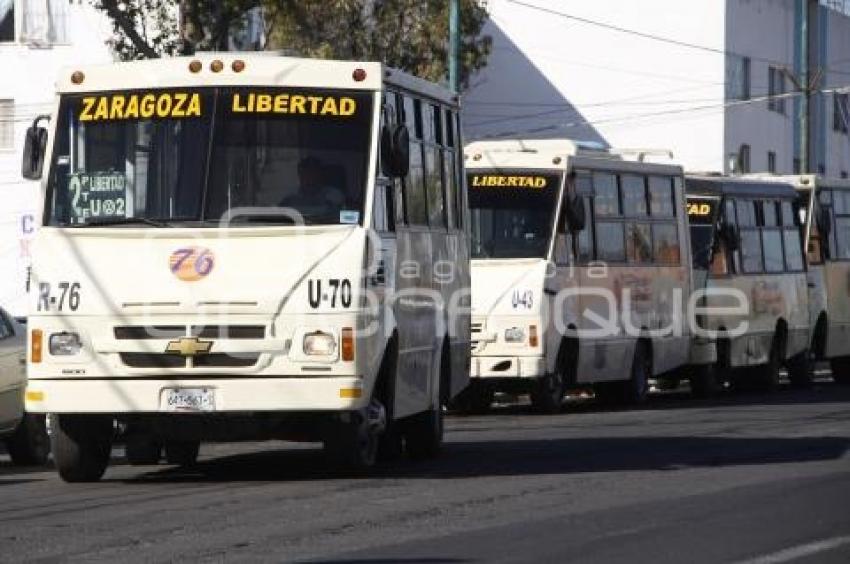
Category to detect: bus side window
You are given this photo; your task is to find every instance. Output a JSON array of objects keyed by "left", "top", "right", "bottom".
[
  {"left": 424, "top": 103, "right": 446, "bottom": 228},
  {"left": 403, "top": 97, "right": 428, "bottom": 226},
  {"left": 710, "top": 242, "right": 729, "bottom": 275},
  {"left": 573, "top": 173, "right": 593, "bottom": 262},
  {"left": 440, "top": 107, "right": 458, "bottom": 230},
  {"left": 723, "top": 199, "right": 739, "bottom": 274},
  {"left": 451, "top": 111, "right": 465, "bottom": 229}
]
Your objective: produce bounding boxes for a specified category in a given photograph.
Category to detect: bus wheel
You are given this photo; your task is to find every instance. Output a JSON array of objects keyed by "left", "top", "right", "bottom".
[
  {"left": 405, "top": 350, "right": 447, "bottom": 460},
  {"left": 164, "top": 441, "right": 200, "bottom": 467},
  {"left": 690, "top": 364, "right": 720, "bottom": 399},
  {"left": 52, "top": 414, "right": 113, "bottom": 483},
  {"left": 454, "top": 381, "right": 493, "bottom": 414},
  {"left": 787, "top": 351, "right": 813, "bottom": 389},
  {"left": 753, "top": 336, "right": 782, "bottom": 392},
  {"left": 125, "top": 435, "right": 162, "bottom": 465},
  {"left": 829, "top": 358, "right": 850, "bottom": 385},
  {"left": 324, "top": 398, "right": 386, "bottom": 472},
  {"left": 624, "top": 343, "right": 651, "bottom": 405},
  {"left": 5, "top": 414, "right": 50, "bottom": 466},
  {"left": 530, "top": 371, "right": 565, "bottom": 414}
]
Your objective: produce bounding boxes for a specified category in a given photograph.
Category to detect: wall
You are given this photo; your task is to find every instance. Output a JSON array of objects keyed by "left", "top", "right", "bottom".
[
  {"left": 723, "top": 0, "right": 798, "bottom": 174},
  {"left": 0, "top": 3, "right": 112, "bottom": 316}
]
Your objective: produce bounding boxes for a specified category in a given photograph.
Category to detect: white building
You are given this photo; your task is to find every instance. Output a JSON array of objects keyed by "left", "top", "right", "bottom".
[
  {"left": 464, "top": 0, "right": 850, "bottom": 177},
  {"left": 0, "top": 0, "right": 113, "bottom": 316}
]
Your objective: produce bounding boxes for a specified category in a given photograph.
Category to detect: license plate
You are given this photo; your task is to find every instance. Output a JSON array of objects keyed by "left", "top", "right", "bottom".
[{"left": 163, "top": 388, "right": 215, "bottom": 412}]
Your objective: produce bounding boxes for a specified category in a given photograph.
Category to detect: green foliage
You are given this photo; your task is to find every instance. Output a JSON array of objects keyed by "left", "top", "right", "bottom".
[{"left": 94, "top": 0, "right": 491, "bottom": 90}]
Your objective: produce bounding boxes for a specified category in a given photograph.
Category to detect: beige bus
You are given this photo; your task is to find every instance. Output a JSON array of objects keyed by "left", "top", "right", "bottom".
[
  {"left": 685, "top": 176, "right": 810, "bottom": 395},
  {"left": 750, "top": 175, "right": 850, "bottom": 385},
  {"left": 21, "top": 54, "right": 470, "bottom": 482},
  {"left": 462, "top": 139, "right": 693, "bottom": 411}
]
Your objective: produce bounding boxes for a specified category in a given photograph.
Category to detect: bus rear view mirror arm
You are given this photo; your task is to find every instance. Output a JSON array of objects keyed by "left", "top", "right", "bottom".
[{"left": 21, "top": 115, "right": 51, "bottom": 181}]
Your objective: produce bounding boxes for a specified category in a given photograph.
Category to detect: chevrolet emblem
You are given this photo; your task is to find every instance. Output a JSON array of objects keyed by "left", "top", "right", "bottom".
[{"left": 165, "top": 337, "right": 213, "bottom": 357}]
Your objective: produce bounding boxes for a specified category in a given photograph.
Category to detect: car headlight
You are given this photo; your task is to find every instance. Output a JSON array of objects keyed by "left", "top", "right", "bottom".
[
  {"left": 503, "top": 327, "right": 526, "bottom": 343},
  {"left": 303, "top": 331, "right": 337, "bottom": 356},
  {"left": 49, "top": 332, "right": 82, "bottom": 356}
]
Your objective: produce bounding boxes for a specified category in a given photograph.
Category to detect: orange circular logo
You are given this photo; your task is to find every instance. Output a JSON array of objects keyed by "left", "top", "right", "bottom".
[{"left": 169, "top": 247, "right": 215, "bottom": 282}]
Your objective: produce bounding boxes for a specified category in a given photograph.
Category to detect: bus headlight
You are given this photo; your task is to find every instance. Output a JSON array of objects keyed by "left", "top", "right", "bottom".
[
  {"left": 504, "top": 327, "right": 526, "bottom": 343},
  {"left": 49, "top": 332, "right": 82, "bottom": 356},
  {"left": 303, "top": 331, "right": 337, "bottom": 356}
]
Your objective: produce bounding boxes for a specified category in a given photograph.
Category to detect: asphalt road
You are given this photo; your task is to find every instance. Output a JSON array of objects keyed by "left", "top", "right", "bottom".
[{"left": 1, "top": 379, "right": 849, "bottom": 564}]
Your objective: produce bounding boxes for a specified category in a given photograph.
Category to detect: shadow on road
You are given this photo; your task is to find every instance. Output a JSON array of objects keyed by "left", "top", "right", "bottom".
[
  {"left": 118, "top": 433, "right": 850, "bottom": 484},
  {"left": 465, "top": 379, "right": 850, "bottom": 418}
]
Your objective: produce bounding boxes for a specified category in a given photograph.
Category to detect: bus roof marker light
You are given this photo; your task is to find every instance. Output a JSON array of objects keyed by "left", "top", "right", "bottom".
[
  {"left": 231, "top": 60, "right": 245, "bottom": 73},
  {"left": 473, "top": 154, "right": 482, "bottom": 161},
  {"left": 70, "top": 71, "right": 85, "bottom": 85},
  {"left": 553, "top": 157, "right": 562, "bottom": 165},
  {"left": 210, "top": 60, "right": 224, "bottom": 73},
  {"left": 188, "top": 60, "right": 202, "bottom": 73},
  {"left": 352, "top": 68, "right": 367, "bottom": 82}
]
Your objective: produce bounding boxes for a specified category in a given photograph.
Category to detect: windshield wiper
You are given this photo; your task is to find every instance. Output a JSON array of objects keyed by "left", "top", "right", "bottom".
[{"left": 69, "top": 217, "right": 170, "bottom": 228}]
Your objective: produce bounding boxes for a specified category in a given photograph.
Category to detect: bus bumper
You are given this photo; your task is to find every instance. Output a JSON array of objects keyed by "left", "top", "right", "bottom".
[
  {"left": 471, "top": 356, "right": 546, "bottom": 379},
  {"left": 24, "top": 377, "right": 368, "bottom": 414}
]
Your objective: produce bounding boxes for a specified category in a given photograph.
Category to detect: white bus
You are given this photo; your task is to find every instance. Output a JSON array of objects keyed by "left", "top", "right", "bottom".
[
  {"left": 685, "top": 176, "right": 810, "bottom": 395},
  {"left": 462, "top": 140, "right": 693, "bottom": 412},
  {"left": 750, "top": 175, "right": 850, "bottom": 385},
  {"left": 20, "top": 54, "right": 470, "bottom": 482}
]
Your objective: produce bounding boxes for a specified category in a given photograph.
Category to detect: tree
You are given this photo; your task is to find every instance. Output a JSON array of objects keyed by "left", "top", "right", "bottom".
[{"left": 94, "top": 0, "right": 491, "bottom": 90}]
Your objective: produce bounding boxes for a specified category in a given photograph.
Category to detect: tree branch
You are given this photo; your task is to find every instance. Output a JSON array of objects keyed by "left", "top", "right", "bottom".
[{"left": 98, "top": 0, "right": 160, "bottom": 59}]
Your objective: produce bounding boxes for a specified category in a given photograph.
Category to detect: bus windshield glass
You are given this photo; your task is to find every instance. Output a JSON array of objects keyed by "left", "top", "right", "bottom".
[
  {"left": 467, "top": 170, "right": 561, "bottom": 259},
  {"left": 45, "top": 87, "right": 374, "bottom": 227}
]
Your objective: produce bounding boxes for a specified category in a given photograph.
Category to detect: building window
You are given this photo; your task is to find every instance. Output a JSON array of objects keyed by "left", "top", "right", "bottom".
[
  {"left": 0, "top": 0, "right": 70, "bottom": 44},
  {"left": 841, "top": 171, "right": 848, "bottom": 179},
  {"left": 738, "top": 144, "right": 751, "bottom": 173},
  {"left": 727, "top": 55, "right": 751, "bottom": 101},
  {"left": 0, "top": 1, "right": 13, "bottom": 42},
  {"left": 0, "top": 100, "right": 13, "bottom": 150},
  {"left": 768, "top": 67, "right": 787, "bottom": 114},
  {"left": 793, "top": 158, "right": 801, "bottom": 174},
  {"left": 768, "top": 151, "right": 777, "bottom": 173},
  {"left": 834, "top": 93, "right": 849, "bottom": 133},
  {"left": 819, "top": 163, "right": 826, "bottom": 175}
]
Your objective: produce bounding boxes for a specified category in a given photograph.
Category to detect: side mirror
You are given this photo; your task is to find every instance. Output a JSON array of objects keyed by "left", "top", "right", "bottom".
[
  {"left": 562, "top": 173, "right": 586, "bottom": 232},
  {"left": 21, "top": 115, "right": 50, "bottom": 181},
  {"left": 719, "top": 221, "right": 740, "bottom": 251},
  {"left": 564, "top": 193, "right": 586, "bottom": 232},
  {"left": 380, "top": 123, "right": 410, "bottom": 178},
  {"left": 816, "top": 205, "right": 832, "bottom": 238}
]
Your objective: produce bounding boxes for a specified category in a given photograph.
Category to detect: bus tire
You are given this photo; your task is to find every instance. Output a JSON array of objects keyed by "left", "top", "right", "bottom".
[
  {"left": 324, "top": 398, "right": 385, "bottom": 473},
  {"left": 753, "top": 334, "right": 782, "bottom": 392},
  {"left": 530, "top": 342, "right": 569, "bottom": 414},
  {"left": 623, "top": 342, "right": 651, "bottom": 405},
  {"left": 5, "top": 413, "right": 50, "bottom": 466},
  {"left": 164, "top": 441, "right": 200, "bottom": 467},
  {"left": 656, "top": 377, "right": 680, "bottom": 391},
  {"left": 375, "top": 339, "right": 403, "bottom": 462},
  {"left": 454, "top": 381, "right": 493, "bottom": 414},
  {"left": 530, "top": 373, "right": 565, "bottom": 414},
  {"left": 690, "top": 364, "right": 720, "bottom": 399},
  {"left": 787, "top": 351, "right": 813, "bottom": 389},
  {"left": 405, "top": 345, "right": 448, "bottom": 460},
  {"left": 52, "top": 414, "right": 113, "bottom": 483},
  {"left": 125, "top": 436, "right": 161, "bottom": 465},
  {"left": 830, "top": 358, "right": 850, "bottom": 385}
]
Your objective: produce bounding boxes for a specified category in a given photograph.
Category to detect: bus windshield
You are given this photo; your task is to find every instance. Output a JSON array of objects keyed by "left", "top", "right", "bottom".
[
  {"left": 467, "top": 170, "right": 561, "bottom": 259},
  {"left": 45, "top": 87, "right": 374, "bottom": 227}
]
